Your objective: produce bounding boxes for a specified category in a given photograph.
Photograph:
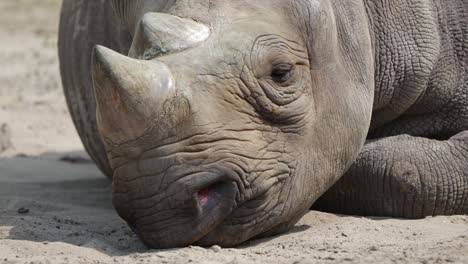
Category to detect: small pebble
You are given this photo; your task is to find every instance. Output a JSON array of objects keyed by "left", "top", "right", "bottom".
[
  {"left": 17, "top": 207, "right": 29, "bottom": 214},
  {"left": 211, "top": 245, "right": 222, "bottom": 253}
]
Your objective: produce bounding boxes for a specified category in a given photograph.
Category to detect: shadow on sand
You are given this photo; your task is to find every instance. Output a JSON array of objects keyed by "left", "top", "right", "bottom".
[
  {"left": 0, "top": 151, "right": 150, "bottom": 256},
  {"left": 0, "top": 151, "right": 329, "bottom": 256}
]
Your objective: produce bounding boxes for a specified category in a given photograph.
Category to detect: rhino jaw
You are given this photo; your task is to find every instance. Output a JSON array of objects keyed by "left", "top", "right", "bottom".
[{"left": 91, "top": 45, "right": 175, "bottom": 144}]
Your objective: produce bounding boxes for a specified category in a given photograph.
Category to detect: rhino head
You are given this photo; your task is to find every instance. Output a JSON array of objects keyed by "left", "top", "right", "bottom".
[{"left": 92, "top": 0, "right": 374, "bottom": 248}]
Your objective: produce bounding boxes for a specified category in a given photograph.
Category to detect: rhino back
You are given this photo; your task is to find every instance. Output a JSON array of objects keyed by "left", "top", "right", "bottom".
[{"left": 365, "top": 0, "right": 468, "bottom": 137}]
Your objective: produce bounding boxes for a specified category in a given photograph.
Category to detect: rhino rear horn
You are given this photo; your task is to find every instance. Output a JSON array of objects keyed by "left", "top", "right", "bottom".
[
  {"left": 129, "top": 12, "right": 210, "bottom": 59},
  {"left": 92, "top": 45, "right": 175, "bottom": 143}
]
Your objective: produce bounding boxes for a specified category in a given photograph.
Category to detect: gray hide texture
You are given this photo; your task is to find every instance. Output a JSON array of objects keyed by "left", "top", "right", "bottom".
[{"left": 59, "top": 0, "right": 468, "bottom": 248}]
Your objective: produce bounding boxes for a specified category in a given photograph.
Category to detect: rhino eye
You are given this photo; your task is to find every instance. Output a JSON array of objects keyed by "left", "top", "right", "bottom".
[{"left": 271, "top": 63, "right": 294, "bottom": 84}]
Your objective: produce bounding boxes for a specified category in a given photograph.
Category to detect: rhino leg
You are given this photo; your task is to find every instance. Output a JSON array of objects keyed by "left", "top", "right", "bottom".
[{"left": 315, "top": 132, "right": 468, "bottom": 218}]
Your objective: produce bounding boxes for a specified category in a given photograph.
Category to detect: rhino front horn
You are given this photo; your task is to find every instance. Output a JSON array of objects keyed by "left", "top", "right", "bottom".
[
  {"left": 129, "top": 12, "right": 210, "bottom": 59},
  {"left": 92, "top": 45, "right": 175, "bottom": 144}
]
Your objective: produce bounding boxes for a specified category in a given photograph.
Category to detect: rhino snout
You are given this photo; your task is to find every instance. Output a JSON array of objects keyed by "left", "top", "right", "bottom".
[{"left": 113, "top": 167, "right": 239, "bottom": 248}]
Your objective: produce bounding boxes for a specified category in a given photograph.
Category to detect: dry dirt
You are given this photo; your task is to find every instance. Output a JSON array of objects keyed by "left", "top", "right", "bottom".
[{"left": 0, "top": 1, "right": 467, "bottom": 263}]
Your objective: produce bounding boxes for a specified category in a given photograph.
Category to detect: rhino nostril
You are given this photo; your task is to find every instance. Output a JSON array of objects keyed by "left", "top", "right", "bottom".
[
  {"left": 195, "top": 181, "right": 238, "bottom": 212},
  {"left": 197, "top": 186, "right": 212, "bottom": 208},
  {"left": 196, "top": 182, "right": 227, "bottom": 208}
]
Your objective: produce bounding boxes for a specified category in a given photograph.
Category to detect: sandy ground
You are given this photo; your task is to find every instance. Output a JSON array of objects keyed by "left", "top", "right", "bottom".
[{"left": 0, "top": 1, "right": 467, "bottom": 263}]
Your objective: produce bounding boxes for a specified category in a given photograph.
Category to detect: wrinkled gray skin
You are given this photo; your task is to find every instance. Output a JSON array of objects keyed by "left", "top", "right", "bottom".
[{"left": 59, "top": 0, "right": 468, "bottom": 248}]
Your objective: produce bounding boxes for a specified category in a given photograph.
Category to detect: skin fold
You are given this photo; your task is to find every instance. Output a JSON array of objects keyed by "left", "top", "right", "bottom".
[
  {"left": 58, "top": 0, "right": 468, "bottom": 248},
  {"left": 315, "top": 0, "right": 468, "bottom": 217}
]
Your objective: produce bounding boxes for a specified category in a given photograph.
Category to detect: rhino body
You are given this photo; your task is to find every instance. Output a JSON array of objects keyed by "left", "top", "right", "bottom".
[{"left": 59, "top": 0, "right": 468, "bottom": 248}]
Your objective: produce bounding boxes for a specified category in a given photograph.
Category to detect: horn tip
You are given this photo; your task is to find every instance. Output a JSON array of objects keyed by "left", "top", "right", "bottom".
[{"left": 92, "top": 45, "right": 115, "bottom": 66}]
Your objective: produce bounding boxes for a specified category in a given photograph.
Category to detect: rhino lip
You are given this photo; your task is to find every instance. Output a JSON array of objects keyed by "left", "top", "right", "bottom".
[
  {"left": 183, "top": 176, "right": 239, "bottom": 247},
  {"left": 184, "top": 171, "right": 239, "bottom": 205},
  {"left": 178, "top": 168, "right": 242, "bottom": 211},
  {"left": 186, "top": 170, "right": 241, "bottom": 246},
  {"left": 195, "top": 180, "right": 238, "bottom": 212},
  {"left": 135, "top": 170, "right": 240, "bottom": 248},
  {"left": 189, "top": 171, "right": 239, "bottom": 223}
]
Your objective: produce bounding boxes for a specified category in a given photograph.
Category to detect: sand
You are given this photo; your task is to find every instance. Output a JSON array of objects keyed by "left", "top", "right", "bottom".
[{"left": 0, "top": 1, "right": 467, "bottom": 263}]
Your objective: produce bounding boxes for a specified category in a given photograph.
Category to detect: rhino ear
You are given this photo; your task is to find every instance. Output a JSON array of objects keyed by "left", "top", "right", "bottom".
[{"left": 129, "top": 12, "right": 210, "bottom": 59}]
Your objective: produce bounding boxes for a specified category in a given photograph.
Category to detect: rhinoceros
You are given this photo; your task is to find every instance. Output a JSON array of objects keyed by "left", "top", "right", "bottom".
[{"left": 58, "top": 0, "right": 468, "bottom": 248}]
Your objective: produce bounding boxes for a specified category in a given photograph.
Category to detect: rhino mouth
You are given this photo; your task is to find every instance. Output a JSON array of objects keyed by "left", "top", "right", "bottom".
[
  {"left": 197, "top": 181, "right": 236, "bottom": 211},
  {"left": 189, "top": 178, "right": 240, "bottom": 246},
  {"left": 191, "top": 179, "right": 242, "bottom": 247},
  {"left": 121, "top": 168, "right": 241, "bottom": 248},
  {"left": 191, "top": 173, "right": 239, "bottom": 225}
]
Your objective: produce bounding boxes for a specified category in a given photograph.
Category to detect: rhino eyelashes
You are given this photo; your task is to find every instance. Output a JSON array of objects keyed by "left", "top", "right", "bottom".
[{"left": 129, "top": 12, "right": 210, "bottom": 59}]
